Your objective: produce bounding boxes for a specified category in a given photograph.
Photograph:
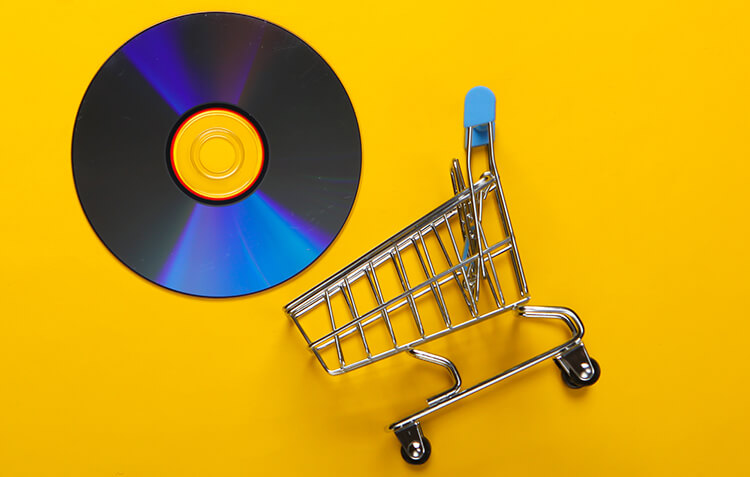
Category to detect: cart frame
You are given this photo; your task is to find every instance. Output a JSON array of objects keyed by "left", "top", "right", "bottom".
[{"left": 284, "top": 87, "right": 600, "bottom": 464}]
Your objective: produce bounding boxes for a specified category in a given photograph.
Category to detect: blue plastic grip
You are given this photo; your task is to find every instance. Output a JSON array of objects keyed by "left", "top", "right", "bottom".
[{"left": 464, "top": 86, "right": 496, "bottom": 148}]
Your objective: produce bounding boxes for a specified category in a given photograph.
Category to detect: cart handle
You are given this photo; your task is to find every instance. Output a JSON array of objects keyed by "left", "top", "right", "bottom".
[{"left": 464, "top": 86, "right": 495, "bottom": 148}]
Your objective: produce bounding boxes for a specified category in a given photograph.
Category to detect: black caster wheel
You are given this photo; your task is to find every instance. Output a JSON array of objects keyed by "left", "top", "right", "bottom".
[
  {"left": 560, "top": 358, "right": 600, "bottom": 389},
  {"left": 400, "top": 437, "right": 431, "bottom": 465}
]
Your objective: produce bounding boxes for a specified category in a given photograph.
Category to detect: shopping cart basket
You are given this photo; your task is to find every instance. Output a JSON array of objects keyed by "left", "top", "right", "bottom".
[{"left": 284, "top": 86, "right": 601, "bottom": 464}]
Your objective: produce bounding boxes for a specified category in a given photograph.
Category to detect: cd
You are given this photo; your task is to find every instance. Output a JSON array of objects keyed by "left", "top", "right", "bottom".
[{"left": 72, "top": 12, "right": 361, "bottom": 297}]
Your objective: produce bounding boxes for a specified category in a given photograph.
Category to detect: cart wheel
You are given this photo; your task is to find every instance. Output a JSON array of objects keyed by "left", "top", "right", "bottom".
[
  {"left": 400, "top": 437, "right": 432, "bottom": 465},
  {"left": 561, "top": 358, "right": 600, "bottom": 389}
]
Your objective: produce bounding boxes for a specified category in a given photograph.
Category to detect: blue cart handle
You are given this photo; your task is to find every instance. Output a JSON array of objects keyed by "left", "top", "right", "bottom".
[{"left": 464, "top": 86, "right": 495, "bottom": 148}]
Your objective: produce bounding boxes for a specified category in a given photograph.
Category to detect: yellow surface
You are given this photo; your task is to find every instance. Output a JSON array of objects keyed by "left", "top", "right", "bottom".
[
  {"left": 1, "top": 1, "right": 749, "bottom": 475},
  {"left": 171, "top": 108, "right": 264, "bottom": 201}
]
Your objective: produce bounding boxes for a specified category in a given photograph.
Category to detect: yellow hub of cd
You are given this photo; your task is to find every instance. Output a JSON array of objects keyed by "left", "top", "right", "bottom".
[{"left": 170, "top": 107, "right": 264, "bottom": 201}]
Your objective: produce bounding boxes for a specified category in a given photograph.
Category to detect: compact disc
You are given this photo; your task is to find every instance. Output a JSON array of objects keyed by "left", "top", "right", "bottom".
[{"left": 72, "top": 12, "right": 361, "bottom": 297}]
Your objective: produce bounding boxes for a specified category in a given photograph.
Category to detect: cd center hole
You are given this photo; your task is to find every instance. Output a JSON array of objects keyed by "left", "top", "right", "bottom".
[{"left": 199, "top": 137, "right": 236, "bottom": 175}]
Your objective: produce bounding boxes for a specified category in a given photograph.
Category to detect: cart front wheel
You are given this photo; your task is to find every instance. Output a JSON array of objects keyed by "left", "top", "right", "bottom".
[
  {"left": 400, "top": 437, "right": 431, "bottom": 465},
  {"left": 561, "top": 358, "right": 600, "bottom": 389}
]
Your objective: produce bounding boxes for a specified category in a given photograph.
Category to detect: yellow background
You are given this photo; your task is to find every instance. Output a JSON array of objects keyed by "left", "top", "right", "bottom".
[{"left": 1, "top": 1, "right": 749, "bottom": 475}]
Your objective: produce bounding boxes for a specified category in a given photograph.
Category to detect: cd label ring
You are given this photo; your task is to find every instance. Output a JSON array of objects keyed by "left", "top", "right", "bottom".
[{"left": 170, "top": 106, "right": 265, "bottom": 202}]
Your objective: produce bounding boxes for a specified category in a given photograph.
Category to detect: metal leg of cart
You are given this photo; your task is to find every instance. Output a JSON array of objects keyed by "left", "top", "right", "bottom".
[{"left": 391, "top": 305, "right": 601, "bottom": 464}]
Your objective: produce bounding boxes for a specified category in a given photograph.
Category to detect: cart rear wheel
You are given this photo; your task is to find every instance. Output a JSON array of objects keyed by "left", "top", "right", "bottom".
[
  {"left": 561, "top": 358, "right": 600, "bottom": 389},
  {"left": 400, "top": 437, "right": 431, "bottom": 465}
]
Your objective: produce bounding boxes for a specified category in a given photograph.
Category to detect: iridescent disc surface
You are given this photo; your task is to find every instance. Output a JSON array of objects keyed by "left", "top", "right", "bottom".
[{"left": 72, "top": 12, "right": 361, "bottom": 297}]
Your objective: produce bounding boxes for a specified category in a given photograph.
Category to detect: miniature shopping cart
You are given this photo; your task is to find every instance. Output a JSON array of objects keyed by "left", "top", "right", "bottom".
[{"left": 284, "top": 87, "right": 600, "bottom": 464}]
